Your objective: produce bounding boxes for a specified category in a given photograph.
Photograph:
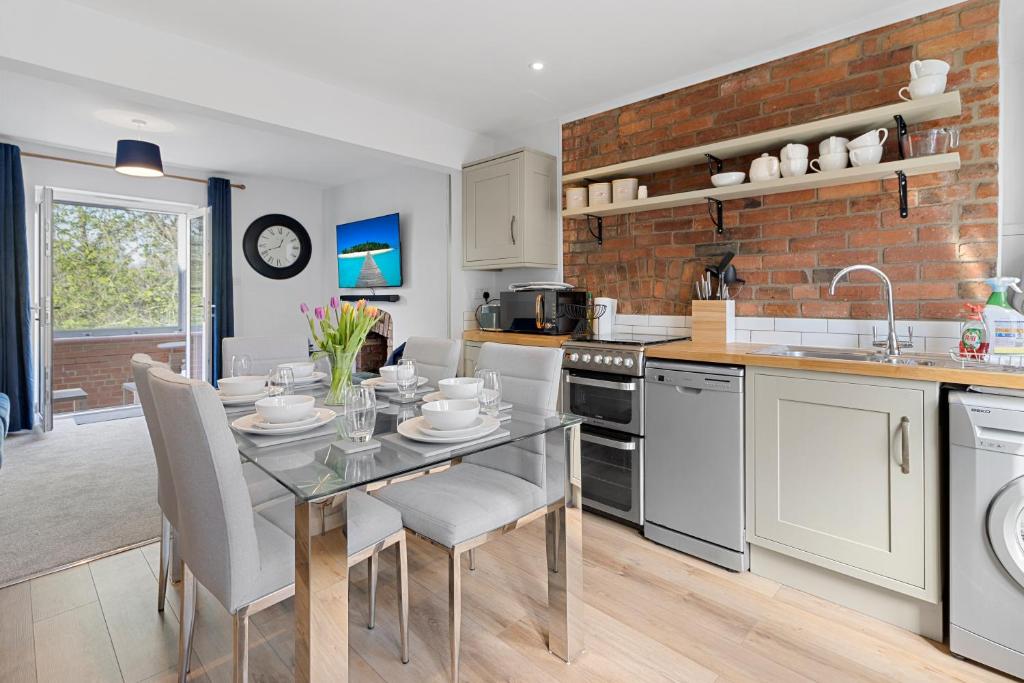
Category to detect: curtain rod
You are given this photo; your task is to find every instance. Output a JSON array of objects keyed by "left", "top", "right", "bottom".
[{"left": 20, "top": 151, "right": 246, "bottom": 190}]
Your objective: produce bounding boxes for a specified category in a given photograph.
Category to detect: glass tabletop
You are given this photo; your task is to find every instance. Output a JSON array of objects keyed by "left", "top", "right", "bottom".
[{"left": 234, "top": 380, "right": 582, "bottom": 501}]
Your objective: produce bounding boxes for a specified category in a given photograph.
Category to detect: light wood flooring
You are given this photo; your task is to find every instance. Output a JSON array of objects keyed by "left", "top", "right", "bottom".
[{"left": 0, "top": 512, "right": 1013, "bottom": 682}]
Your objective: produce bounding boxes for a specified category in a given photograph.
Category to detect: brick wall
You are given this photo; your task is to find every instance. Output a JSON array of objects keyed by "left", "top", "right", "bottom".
[
  {"left": 562, "top": 0, "right": 999, "bottom": 319},
  {"left": 53, "top": 333, "right": 185, "bottom": 413}
]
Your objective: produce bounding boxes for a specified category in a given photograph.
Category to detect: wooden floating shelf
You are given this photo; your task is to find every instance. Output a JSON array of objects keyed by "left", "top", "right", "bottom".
[
  {"left": 562, "top": 92, "right": 961, "bottom": 185},
  {"left": 561, "top": 153, "right": 961, "bottom": 218}
]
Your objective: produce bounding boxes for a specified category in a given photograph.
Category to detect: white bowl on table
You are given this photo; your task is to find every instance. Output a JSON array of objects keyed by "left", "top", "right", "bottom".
[
  {"left": 255, "top": 395, "right": 316, "bottom": 424},
  {"left": 438, "top": 377, "right": 483, "bottom": 399},
  {"left": 277, "top": 361, "right": 315, "bottom": 378},
  {"left": 420, "top": 399, "right": 480, "bottom": 431},
  {"left": 219, "top": 375, "right": 267, "bottom": 397},
  {"left": 378, "top": 365, "right": 399, "bottom": 383}
]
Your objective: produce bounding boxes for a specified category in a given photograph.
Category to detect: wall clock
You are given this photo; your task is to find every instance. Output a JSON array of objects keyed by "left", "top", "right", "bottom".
[{"left": 243, "top": 214, "right": 312, "bottom": 279}]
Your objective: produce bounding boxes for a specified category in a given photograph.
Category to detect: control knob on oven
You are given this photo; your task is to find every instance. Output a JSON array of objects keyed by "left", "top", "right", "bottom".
[
  {"left": 623, "top": 357, "right": 635, "bottom": 368},
  {"left": 581, "top": 353, "right": 591, "bottom": 363},
  {"left": 568, "top": 352, "right": 579, "bottom": 362},
  {"left": 593, "top": 354, "right": 603, "bottom": 364},
  {"left": 603, "top": 356, "right": 613, "bottom": 365},
  {"left": 613, "top": 356, "right": 623, "bottom": 366}
]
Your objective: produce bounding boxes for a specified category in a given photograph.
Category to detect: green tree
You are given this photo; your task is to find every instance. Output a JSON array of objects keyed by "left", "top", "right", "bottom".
[{"left": 52, "top": 203, "right": 180, "bottom": 331}]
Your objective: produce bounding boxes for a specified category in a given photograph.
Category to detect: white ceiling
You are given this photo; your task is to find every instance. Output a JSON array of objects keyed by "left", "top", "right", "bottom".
[
  {"left": 68, "top": 0, "right": 959, "bottom": 134},
  {"left": 0, "top": 67, "right": 411, "bottom": 186}
]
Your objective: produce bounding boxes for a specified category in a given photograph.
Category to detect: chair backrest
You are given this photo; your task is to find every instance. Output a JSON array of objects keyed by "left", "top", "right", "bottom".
[
  {"left": 402, "top": 336, "right": 460, "bottom": 387},
  {"left": 147, "top": 367, "right": 260, "bottom": 613},
  {"left": 131, "top": 354, "right": 176, "bottom": 526},
  {"left": 222, "top": 335, "right": 308, "bottom": 377},
  {"left": 476, "top": 342, "right": 563, "bottom": 412}
]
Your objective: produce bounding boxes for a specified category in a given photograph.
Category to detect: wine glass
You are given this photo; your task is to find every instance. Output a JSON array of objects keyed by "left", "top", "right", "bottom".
[
  {"left": 269, "top": 366, "right": 294, "bottom": 397},
  {"left": 230, "top": 354, "right": 253, "bottom": 377},
  {"left": 474, "top": 368, "right": 501, "bottom": 417},
  {"left": 340, "top": 385, "right": 377, "bottom": 442},
  {"left": 396, "top": 358, "right": 417, "bottom": 400}
]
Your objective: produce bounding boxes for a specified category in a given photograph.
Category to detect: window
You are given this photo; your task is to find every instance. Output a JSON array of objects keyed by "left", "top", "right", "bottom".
[{"left": 52, "top": 201, "right": 185, "bottom": 336}]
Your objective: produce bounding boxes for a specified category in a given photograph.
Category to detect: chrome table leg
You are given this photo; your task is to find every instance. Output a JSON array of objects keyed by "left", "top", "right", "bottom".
[{"left": 548, "top": 422, "right": 584, "bottom": 662}]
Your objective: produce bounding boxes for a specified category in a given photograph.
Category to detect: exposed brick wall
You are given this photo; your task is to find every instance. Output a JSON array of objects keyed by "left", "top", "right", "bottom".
[
  {"left": 53, "top": 333, "right": 185, "bottom": 413},
  {"left": 562, "top": 0, "right": 999, "bottom": 319}
]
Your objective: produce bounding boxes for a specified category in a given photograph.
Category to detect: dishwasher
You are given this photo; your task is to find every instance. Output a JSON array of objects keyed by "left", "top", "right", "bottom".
[{"left": 643, "top": 361, "right": 747, "bottom": 571}]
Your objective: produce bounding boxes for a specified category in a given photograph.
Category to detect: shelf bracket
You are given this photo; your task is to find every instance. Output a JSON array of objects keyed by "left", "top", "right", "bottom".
[
  {"left": 585, "top": 214, "right": 604, "bottom": 246},
  {"left": 705, "top": 153, "right": 724, "bottom": 176},
  {"left": 894, "top": 114, "right": 908, "bottom": 160},
  {"left": 895, "top": 170, "right": 908, "bottom": 219},
  {"left": 707, "top": 198, "right": 724, "bottom": 234}
]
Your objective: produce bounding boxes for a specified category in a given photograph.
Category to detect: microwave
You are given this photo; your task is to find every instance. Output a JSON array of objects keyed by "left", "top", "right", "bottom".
[{"left": 499, "top": 290, "right": 588, "bottom": 335}]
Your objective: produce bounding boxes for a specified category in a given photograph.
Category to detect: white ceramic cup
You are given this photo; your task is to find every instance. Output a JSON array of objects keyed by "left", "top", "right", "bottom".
[
  {"left": 588, "top": 182, "right": 611, "bottom": 206},
  {"left": 899, "top": 74, "right": 947, "bottom": 101},
  {"left": 565, "top": 187, "right": 587, "bottom": 210},
  {"left": 637, "top": 185, "right": 648, "bottom": 200},
  {"left": 810, "top": 152, "right": 848, "bottom": 173},
  {"left": 847, "top": 128, "right": 889, "bottom": 149},
  {"left": 781, "top": 143, "right": 809, "bottom": 161},
  {"left": 611, "top": 178, "right": 639, "bottom": 202},
  {"left": 781, "top": 158, "right": 809, "bottom": 178},
  {"left": 849, "top": 145, "right": 884, "bottom": 167},
  {"left": 910, "top": 59, "right": 950, "bottom": 79},
  {"left": 819, "top": 136, "right": 850, "bottom": 155}
]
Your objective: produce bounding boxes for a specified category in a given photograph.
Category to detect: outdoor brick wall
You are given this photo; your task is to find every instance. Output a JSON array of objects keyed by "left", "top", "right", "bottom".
[
  {"left": 53, "top": 333, "right": 185, "bottom": 413},
  {"left": 562, "top": 0, "right": 999, "bottom": 319}
]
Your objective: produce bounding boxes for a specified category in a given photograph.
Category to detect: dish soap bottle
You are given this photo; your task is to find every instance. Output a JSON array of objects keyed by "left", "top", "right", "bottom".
[
  {"left": 982, "top": 277, "right": 1024, "bottom": 354},
  {"left": 960, "top": 303, "right": 988, "bottom": 357}
]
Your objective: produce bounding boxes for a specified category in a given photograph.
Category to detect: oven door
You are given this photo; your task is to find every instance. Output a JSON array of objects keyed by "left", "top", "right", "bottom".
[
  {"left": 580, "top": 428, "right": 643, "bottom": 525},
  {"left": 562, "top": 370, "right": 644, "bottom": 434}
]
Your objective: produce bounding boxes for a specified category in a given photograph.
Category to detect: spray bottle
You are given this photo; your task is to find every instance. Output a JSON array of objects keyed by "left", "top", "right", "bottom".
[{"left": 982, "top": 277, "right": 1024, "bottom": 354}]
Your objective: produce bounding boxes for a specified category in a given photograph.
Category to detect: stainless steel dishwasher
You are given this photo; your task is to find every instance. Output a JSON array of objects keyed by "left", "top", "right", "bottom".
[{"left": 643, "top": 361, "right": 747, "bottom": 571}]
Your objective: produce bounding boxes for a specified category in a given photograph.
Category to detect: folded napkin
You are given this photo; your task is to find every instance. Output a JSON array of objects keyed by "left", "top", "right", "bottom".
[
  {"left": 234, "top": 421, "right": 338, "bottom": 448},
  {"left": 380, "top": 427, "right": 510, "bottom": 459}
]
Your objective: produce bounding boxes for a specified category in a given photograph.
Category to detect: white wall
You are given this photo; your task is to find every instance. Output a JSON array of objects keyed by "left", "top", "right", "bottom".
[
  {"left": 322, "top": 166, "right": 451, "bottom": 346},
  {"left": 1000, "top": 0, "right": 1024, "bottom": 280}
]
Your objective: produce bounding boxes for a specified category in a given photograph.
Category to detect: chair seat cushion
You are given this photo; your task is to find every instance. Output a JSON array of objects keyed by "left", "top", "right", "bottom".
[
  {"left": 259, "top": 490, "right": 403, "bottom": 555},
  {"left": 374, "top": 464, "right": 545, "bottom": 548}
]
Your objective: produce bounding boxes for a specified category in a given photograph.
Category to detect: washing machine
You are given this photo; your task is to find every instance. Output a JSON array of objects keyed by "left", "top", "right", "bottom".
[{"left": 950, "top": 390, "right": 1024, "bottom": 679}]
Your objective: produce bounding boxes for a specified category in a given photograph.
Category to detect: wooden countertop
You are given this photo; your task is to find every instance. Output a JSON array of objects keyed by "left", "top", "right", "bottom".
[
  {"left": 646, "top": 341, "right": 1024, "bottom": 390},
  {"left": 463, "top": 330, "right": 570, "bottom": 348}
]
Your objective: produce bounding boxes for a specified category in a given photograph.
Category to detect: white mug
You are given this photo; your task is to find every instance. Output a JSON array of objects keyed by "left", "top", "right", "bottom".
[
  {"left": 899, "top": 74, "right": 947, "bottom": 101},
  {"left": 909, "top": 59, "right": 950, "bottom": 79},
  {"left": 810, "top": 152, "right": 848, "bottom": 173},
  {"left": 781, "top": 158, "right": 808, "bottom": 178},
  {"left": 819, "top": 136, "right": 849, "bottom": 155},
  {"left": 637, "top": 185, "right": 648, "bottom": 200},
  {"left": 849, "top": 145, "right": 884, "bottom": 167},
  {"left": 781, "top": 143, "right": 809, "bottom": 161},
  {"left": 847, "top": 128, "right": 889, "bottom": 149}
]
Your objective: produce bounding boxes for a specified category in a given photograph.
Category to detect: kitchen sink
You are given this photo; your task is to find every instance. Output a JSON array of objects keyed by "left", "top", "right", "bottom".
[{"left": 751, "top": 346, "right": 937, "bottom": 367}]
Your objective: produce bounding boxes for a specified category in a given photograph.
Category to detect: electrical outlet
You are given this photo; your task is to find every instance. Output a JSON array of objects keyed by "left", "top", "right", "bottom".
[{"left": 473, "top": 288, "right": 490, "bottom": 302}]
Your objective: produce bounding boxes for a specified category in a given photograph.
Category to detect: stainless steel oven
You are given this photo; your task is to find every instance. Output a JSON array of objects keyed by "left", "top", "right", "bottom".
[
  {"left": 579, "top": 427, "right": 644, "bottom": 525},
  {"left": 561, "top": 371, "right": 644, "bottom": 434}
]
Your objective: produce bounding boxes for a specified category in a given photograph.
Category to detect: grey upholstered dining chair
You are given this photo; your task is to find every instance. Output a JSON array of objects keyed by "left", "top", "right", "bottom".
[
  {"left": 146, "top": 367, "right": 410, "bottom": 682},
  {"left": 402, "top": 336, "right": 461, "bottom": 387},
  {"left": 130, "top": 354, "right": 286, "bottom": 614},
  {"left": 374, "top": 342, "right": 564, "bottom": 681},
  {"left": 221, "top": 334, "right": 309, "bottom": 376}
]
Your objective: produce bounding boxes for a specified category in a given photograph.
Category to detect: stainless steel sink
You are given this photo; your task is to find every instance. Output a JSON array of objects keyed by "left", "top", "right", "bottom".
[{"left": 751, "top": 346, "right": 937, "bottom": 367}]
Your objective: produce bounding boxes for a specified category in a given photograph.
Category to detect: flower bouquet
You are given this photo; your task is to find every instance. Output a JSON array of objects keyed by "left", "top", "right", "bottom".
[{"left": 301, "top": 297, "right": 381, "bottom": 405}]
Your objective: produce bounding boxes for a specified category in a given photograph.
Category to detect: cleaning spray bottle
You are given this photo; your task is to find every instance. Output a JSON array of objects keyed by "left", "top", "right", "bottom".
[
  {"left": 982, "top": 277, "right": 1024, "bottom": 354},
  {"left": 960, "top": 303, "right": 988, "bottom": 356}
]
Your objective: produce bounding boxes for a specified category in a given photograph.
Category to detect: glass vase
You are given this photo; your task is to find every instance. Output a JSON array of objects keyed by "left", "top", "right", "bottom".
[{"left": 323, "top": 347, "right": 359, "bottom": 406}]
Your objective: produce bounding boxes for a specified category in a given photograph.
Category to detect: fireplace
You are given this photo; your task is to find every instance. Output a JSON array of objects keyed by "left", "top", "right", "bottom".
[{"left": 357, "top": 309, "right": 393, "bottom": 373}]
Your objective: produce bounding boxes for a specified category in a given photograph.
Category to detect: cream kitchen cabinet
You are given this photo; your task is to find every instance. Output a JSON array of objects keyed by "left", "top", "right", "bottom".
[
  {"left": 462, "top": 149, "right": 558, "bottom": 269},
  {"left": 746, "top": 367, "right": 941, "bottom": 603},
  {"left": 461, "top": 341, "right": 482, "bottom": 377}
]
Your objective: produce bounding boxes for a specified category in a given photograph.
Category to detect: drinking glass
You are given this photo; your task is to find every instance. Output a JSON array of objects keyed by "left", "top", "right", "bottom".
[
  {"left": 396, "top": 358, "right": 417, "bottom": 400},
  {"left": 269, "top": 366, "right": 294, "bottom": 396},
  {"left": 341, "top": 385, "right": 377, "bottom": 442},
  {"left": 230, "top": 354, "right": 253, "bottom": 377},
  {"left": 475, "top": 368, "right": 501, "bottom": 417}
]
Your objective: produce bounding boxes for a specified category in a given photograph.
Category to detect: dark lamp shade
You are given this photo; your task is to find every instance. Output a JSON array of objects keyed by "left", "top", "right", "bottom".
[{"left": 115, "top": 139, "right": 164, "bottom": 177}]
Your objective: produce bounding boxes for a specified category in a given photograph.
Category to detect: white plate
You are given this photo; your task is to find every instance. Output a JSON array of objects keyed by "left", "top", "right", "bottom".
[
  {"left": 251, "top": 412, "right": 320, "bottom": 430},
  {"left": 292, "top": 371, "right": 328, "bottom": 385},
  {"left": 396, "top": 415, "right": 500, "bottom": 443},
  {"left": 417, "top": 416, "right": 486, "bottom": 438},
  {"left": 216, "top": 389, "right": 269, "bottom": 405},
  {"left": 232, "top": 408, "right": 336, "bottom": 436},
  {"left": 362, "top": 376, "right": 429, "bottom": 392}
]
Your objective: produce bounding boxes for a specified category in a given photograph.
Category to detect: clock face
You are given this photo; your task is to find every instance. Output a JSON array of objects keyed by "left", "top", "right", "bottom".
[{"left": 257, "top": 225, "right": 301, "bottom": 268}]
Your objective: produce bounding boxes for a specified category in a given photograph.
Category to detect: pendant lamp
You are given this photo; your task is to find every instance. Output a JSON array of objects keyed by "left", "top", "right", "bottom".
[{"left": 115, "top": 119, "right": 164, "bottom": 177}]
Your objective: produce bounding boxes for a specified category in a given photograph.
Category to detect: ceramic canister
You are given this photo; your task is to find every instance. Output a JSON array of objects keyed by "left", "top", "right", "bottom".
[
  {"left": 588, "top": 182, "right": 612, "bottom": 206},
  {"left": 565, "top": 187, "right": 587, "bottom": 210}
]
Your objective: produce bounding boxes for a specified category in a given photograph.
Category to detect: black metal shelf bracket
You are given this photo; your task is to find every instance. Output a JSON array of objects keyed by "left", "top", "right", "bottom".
[
  {"left": 585, "top": 214, "right": 604, "bottom": 246},
  {"left": 894, "top": 114, "right": 908, "bottom": 160},
  {"left": 896, "top": 170, "right": 909, "bottom": 219},
  {"left": 707, "top": 198, "right": 724, "bottom": 234},
  {"left": 705, "top": 153, "right": 724, "bottom": 176}
]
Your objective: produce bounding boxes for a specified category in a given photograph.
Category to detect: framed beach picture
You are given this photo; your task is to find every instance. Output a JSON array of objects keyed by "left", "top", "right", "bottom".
[{"left": 336, "top": 213, "right": 402, "bottom": 288}]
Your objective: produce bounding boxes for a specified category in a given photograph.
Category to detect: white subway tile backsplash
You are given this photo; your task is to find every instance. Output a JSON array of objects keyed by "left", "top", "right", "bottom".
[
  {"left": 899, "top": 320, "right": 962, "bottom": 339},
  {"left": 648, "top": 315, "right": 690, "bottom": 328},
  {"left": 616, "top": 314, "right": 649, "bottom": 326},
  {"left": 736, "top": 317, "right": 775, "bottom": 331},
  {"left": 775, "top": 318, "right": 828, "bottom": 333},
  {"left": 925, "top": 337, "right": 959, "bottom": 354},
  {"left": 801, "top": 332, "right": 860, "bottom": 348},
  {"left": 826, "top": 319, "right": 884, "bottom": 335},
  {"left": 633, "top": 326, "right": 667, "bottom": 335},
  {"left": 734, "top": 329, "right": 751, "bottom": 343},
  {"left": 750, "top": 330, "right": 802, "bottom": 345},
  {"left": 666, "top": 327, "right": 692, "bottom": 337},
  {"left": 613, "top": 324, "right": 634, "bottom": 336}
]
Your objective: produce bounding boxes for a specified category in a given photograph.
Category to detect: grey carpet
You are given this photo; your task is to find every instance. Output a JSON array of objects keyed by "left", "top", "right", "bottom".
[{"left": 0, "top": 416, "right": 160, "bottom": 587}]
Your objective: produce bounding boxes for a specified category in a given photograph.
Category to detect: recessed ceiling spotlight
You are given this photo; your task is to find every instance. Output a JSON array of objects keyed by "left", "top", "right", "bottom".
[{"left": 530, "top": 62, "right": 545, "bottom": 71}]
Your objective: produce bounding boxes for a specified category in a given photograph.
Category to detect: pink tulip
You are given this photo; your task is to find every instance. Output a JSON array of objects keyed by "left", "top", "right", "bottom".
[
  {"left": 329, "top": 296, "right": 339, "bottom": 310},
  {"left": 367, "top": 306, "right": 379, "bottom": 316},
  {"left": 314, "top": 306, "right": 325, "bottom": 320},
  {"left": 299, "top": 302, "right": 310, "bottom": 315},
  {"left": 357, "top": 299, "right": 366, "bottom": 310}
]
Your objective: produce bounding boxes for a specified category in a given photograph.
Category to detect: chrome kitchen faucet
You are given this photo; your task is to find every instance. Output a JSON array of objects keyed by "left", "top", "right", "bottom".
[{"left": 829, "top": 265, "right": 901, "bottom": 358}]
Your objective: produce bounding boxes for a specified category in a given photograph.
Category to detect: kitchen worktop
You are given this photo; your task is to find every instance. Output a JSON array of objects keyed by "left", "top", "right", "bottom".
[
  {"left": 463, "top": 330, "right": 571, "bottom": 348},
  {"left": 647, "top": 341, "right": 1024, "bottom": 391}
]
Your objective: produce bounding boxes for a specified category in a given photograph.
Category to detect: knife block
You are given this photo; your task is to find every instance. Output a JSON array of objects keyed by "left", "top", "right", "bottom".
[{"left": 691, "top": 300, "right": 736, "bottom": 344}]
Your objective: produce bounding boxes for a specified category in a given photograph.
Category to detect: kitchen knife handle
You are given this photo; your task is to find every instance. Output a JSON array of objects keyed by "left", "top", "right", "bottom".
[{"left": 899, "top": 416, "right": 911, "bottom": 475}]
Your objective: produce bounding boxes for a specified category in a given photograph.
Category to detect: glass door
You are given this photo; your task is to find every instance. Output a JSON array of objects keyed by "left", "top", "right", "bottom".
[
  {"left": 185, "top": 207, "right": 212, "bottom": 381},
  {"left": 33, "top": 187, "right": 54, "bottom": 432}
]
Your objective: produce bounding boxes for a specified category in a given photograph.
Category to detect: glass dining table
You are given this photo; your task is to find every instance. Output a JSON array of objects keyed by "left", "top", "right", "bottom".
[{"left": 232, "top": 376, "right": 584, "bottom": 682}]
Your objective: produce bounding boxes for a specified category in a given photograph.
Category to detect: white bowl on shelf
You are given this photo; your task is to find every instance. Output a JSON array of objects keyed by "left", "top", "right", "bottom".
[
  {"left": 420, "top": 399, "right": 480, "bottom": 431},
  {"left": 711, "top": 172, "right": 745, "bottom": 187},
  {"left": 219, "top": 375, "right": 267, "bottom": 396},
  {"left": 438, "top": 377, "right": 483, "bottom": 399},
  {"left": 277, "top": 361, "right": 315, "bottom": 378},
  {"left": 255, "top": 395, "right": 316, "bottom": 424}
]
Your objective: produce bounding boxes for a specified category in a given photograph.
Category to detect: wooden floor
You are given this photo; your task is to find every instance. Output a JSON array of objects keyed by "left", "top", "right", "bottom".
[{"left": 0, "top": 512, "right": 1012, "bottom": 683}]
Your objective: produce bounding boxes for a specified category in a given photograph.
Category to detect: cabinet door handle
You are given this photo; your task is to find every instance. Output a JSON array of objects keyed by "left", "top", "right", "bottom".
[
  {"left": 899, "top": 416, "right": 911, "bottom": 475},
  {"left": 510, "top": 215, "right": 516, "bottom": 245}
]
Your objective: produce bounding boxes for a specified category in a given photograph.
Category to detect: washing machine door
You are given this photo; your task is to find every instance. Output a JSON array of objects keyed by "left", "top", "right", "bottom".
[{"left": 988, "top": 475, "right": 1024, "bottom": 591}]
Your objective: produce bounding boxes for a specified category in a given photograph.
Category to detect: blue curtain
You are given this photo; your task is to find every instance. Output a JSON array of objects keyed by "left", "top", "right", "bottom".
[
  {"left": 0, "top": 144, "right": 34, "bottom": 432},
  {"left": 208, "top": 177, "right": 234, "bottom": 385}
]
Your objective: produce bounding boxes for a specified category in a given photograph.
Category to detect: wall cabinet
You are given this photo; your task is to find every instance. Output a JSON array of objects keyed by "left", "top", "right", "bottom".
[
  {"left": 746, "top": 367, "right": 940, "bottom": 603},
  {"left": 463, "top": 149, "right": 558, "bottom": 270}
]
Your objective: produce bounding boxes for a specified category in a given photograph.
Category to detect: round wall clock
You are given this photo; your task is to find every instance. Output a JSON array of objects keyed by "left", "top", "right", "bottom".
[{"left": 243, "top": 214, "right": 312, "bottom": 279}]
